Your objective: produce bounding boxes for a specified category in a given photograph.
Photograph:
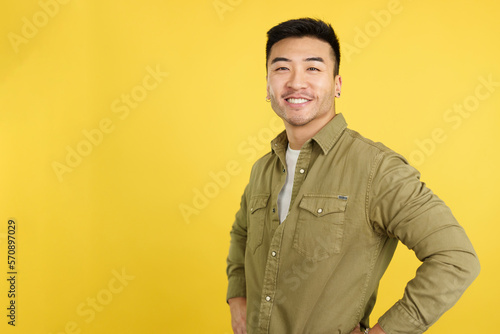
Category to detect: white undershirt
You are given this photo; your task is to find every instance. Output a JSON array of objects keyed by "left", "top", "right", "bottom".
[{"left": 278, "top": 144, "right": 300, "bottom": 223}]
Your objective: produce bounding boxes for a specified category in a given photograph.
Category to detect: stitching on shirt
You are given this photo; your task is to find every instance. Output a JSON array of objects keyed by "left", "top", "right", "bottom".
[
  {"left": 314, "top": 122, "right": 347, "bottom": 154},
  {"left": 365, "top": 151, "right": 385, "bottom": 235}
]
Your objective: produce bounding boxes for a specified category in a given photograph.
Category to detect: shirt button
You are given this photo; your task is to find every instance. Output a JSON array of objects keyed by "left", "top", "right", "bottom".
[
  {"left": 317, "top": 208, "right": 323, "bottom": 214},
  {"left": 282, "top": 168, "right": 286, "bottom": 173},
  {"left": 250, "top": 208, "right": 253, "bottom": 212},
  {"left": 299, "top": 168, "right": 305, "bottom": 174},
  {"left": 272, "top": 208, "right": 276, "bottom": 213},
  {"left": 271, "top": 251, "right": 277, "bottom": 257},
  {"left": 265, "top": 296, "right": 271, "bottom": 302}
]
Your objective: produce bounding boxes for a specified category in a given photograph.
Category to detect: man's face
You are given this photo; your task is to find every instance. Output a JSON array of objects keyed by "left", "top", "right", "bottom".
[{"left": 266, "top": 36, "right": 341, "bottom": 127}]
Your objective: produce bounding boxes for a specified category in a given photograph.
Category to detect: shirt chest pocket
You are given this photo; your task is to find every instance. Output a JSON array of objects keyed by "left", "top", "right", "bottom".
[
  {"left": 247, "top": 194, "right": 270, "bottom": 253},
  {"left": 293, "top": 194, "right": 348, "bottom": 262}
]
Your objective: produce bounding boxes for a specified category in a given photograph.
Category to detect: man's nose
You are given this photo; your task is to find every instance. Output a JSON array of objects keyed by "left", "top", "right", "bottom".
[{"left": 286, "top": 70, "right": 308, "bottom": 90}]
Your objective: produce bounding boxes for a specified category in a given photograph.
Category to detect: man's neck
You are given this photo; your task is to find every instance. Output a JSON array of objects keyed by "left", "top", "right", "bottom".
[{"left": 285, "top": 112, "right": 336, "bottom": 150}]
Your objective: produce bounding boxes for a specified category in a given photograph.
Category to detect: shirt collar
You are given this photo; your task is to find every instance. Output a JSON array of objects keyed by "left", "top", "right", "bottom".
[
  {"left": 271, "top": 113, "right": 348, "bottom": 155},
  {"left": 311, "top": 113, "right": 348, "bottom": 155}
]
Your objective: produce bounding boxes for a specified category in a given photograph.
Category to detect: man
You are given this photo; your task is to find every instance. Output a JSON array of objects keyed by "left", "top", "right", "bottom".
[{"left": 226, "top": 18, "right": 479, "bottom": 334}]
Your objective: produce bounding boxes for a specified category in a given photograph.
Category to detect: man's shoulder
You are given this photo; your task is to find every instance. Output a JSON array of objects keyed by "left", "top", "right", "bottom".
[
  {"left": 343, "top": 127, "right": 411, "bottom": 171},
  {"left": 343, "top": 128, "right": 402, "bottom": 162},
  {"left": 343, "top": 127, "right": 393, "bottom": 155}
]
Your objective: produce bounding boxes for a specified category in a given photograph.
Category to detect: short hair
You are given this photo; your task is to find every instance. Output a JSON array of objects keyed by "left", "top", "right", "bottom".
[{"left": 266, "top": 18, "right": 341, "bottom": 75}]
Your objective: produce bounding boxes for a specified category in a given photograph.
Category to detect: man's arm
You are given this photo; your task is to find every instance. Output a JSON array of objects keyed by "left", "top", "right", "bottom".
[
  {"left": 229, "top": 297, "right": 247, "bottom": 334},
  {"left": 368, "top": 152, "right": 480, "bottom": 334},
  {"left": 227, "top": 186, "right": 250, "bottom": 333}
]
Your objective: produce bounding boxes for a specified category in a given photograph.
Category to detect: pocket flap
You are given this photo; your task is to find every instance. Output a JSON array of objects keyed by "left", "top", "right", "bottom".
[
  {"left": 299, "top": 194, "right": 348, "bottom": 217},
  {"left": 249, "top": 194, "right": 270, "bottom": 214}
]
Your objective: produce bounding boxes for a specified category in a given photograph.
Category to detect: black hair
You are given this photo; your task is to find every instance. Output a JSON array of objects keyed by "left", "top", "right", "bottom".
[{"left": 266, "top": 18, "right": 341, "bottom": 75}]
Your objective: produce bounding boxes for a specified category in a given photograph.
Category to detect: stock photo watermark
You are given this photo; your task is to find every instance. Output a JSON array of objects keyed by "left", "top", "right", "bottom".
[
  {"left": 179, "top": 117, "right": 283, "bottom": 224},
  {"left": 343, "top": 0, "right": 409, "bottom": 63},
  {"left": 244, "top": 232, "right": 339, "bottom": 332},
  {"left": 5, "top": 218, "right": 18, "bottom": 327},
  {"left": 47, "top": 268, "right": 134, "bottom": 334},
  {"left": 7, "top": 0, "right": 73, "bottom": 54},
  {"left": 213, "top": 0, "right": 244, "bottom": 21},
  {"left": 408, "top": 74, "right": 498, "bottom": 166},
  {"left": 51, "top": 64, "right": 168, "bottom": 182},
  {"left": 213, "top": 0, "right": 410, "bottom": 62}
]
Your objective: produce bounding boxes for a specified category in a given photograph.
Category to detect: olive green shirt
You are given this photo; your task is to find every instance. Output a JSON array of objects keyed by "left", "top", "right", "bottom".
[{"left": 226, "top": 113, "right": 480, "bottom": 334}]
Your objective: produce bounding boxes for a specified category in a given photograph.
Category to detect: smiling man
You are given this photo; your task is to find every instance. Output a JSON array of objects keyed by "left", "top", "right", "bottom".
[{"left": 226, "top": 18, "right": 479, "bottom": 334}]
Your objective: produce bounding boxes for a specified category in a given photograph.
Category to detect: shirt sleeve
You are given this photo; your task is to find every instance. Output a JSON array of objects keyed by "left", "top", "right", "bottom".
[
  {"left": 226, "top": 184, "right": 249, "bottom": 302},
  {"left": 368, "top": 152, "right": 480, "bottom": 334}
]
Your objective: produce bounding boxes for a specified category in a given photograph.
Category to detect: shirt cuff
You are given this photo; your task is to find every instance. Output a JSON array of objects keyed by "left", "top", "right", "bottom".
[
  {"left": 378, "top": 301, "right": 428, "bottom": 334},
  {"left": 226, "top": 275, "right": 246, "bottom": 303}
]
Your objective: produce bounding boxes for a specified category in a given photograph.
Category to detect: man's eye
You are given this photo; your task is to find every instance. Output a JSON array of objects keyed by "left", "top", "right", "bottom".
[
  {"left": 275, "top": 67, "right": 288, "bottom": 71},
  {"left": 308, "top": 67, "right": 320, "bottom": 71}
]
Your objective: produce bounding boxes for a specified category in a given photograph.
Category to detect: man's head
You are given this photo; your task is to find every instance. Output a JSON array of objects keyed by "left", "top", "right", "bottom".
[
  {"left": 266, "top": 18, "right": 341, "bottom": 76},
  {"left": 265, "top": 18, "right": 342, "bottom": 132}
]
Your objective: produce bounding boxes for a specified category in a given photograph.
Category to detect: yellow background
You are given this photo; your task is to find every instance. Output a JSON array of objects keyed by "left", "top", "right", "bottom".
[{"left": 1, "top": 0, "right": 499, "bottom": 333}]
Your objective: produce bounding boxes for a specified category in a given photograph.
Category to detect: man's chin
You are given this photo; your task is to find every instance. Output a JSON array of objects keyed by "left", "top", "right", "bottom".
[
  {"left": 272, "top": 106, "right": 316, "bottom": 126},
  {"left": 284, "top": 116, "right": 314, "bottom": 127}
]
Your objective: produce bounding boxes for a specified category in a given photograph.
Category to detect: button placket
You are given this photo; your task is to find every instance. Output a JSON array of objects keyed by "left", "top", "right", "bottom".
[{"left": 258, "top": 221, "right": 286, "bottom": 330}]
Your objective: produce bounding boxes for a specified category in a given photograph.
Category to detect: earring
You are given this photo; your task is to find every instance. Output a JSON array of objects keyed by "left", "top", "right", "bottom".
[
  {"left": 266, "top": 97, "right": 271, "bottom": 102},
  {"left": 337, "top": 92, "right": 341, "bottom": 97}
]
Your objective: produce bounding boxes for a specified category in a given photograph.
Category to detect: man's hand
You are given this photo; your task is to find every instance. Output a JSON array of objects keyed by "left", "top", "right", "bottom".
[
  {"left": 350, "top": 323, "right": 386, "bottom": 334},
  {"left": 228, "top": 297, "right": 247, "bottom": 334}
]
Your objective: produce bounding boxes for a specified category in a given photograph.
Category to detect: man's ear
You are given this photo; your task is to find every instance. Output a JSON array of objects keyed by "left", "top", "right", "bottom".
[
  {"left": 266, "top": 78, "right": 270, "bottom": 100},
  {"left": 334, "top": 75, "right": 342, "bottom": 97}
]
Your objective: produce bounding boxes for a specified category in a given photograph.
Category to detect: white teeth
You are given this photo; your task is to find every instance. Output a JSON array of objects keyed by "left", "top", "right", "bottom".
[{"left": 287, "top": 98, "right": 309, "bottom": 104}]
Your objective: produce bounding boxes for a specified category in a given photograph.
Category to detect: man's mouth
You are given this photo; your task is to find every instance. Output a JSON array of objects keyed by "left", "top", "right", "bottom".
[
  {"left": 286, "top": 97, "right": 309, "bottom": 104},
  {"left": 285, "top": 98, "right": 311, "bottom": 104}
]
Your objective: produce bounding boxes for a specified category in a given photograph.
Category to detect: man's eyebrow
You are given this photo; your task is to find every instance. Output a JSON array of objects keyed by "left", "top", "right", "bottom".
[
  {"left": 270, "top": 56, "right": 325, "bottom": 64},
  {"left": 270, "top": 57, "right": 291, "bottom": 64},
  {"left": 304, "top": 57, "right": 325, "bottom": 63}
]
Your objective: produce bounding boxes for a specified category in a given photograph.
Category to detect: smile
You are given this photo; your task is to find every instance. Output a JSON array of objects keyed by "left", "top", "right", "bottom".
[{"left": 286, "top": 98, "right": 310, "bottom": 104}]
